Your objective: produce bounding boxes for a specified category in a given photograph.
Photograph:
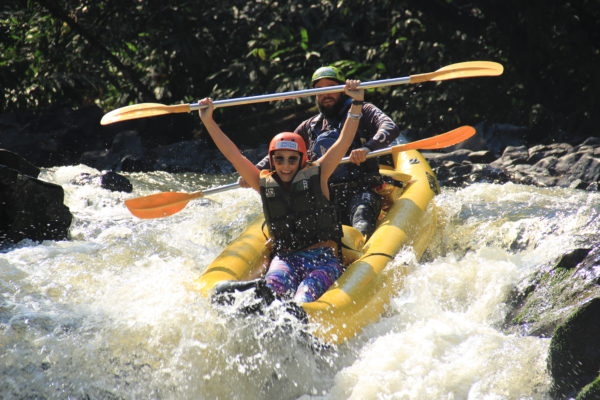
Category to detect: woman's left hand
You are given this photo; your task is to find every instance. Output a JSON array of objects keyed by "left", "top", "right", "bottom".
[
  {"left": 344, "top": 80, "right": 364, "bottom": 101},
  {"left": 198, "top": 97, "right": 214, "bottom": 122}
]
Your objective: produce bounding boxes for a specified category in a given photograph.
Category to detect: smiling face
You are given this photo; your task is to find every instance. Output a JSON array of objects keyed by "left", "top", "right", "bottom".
[
  {"left": 271, "top": 149, "right": 301, "bottom": 183},
  {"left": 314, "top": 78, "right": 344, "bottom": 117}
]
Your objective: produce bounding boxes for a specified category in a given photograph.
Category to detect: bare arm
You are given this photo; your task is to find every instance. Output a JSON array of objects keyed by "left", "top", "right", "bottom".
[
  {"left": 317, "top": 80, "right": 364, "bottom": 187},
  {"left": 198, "top": 98, "right": 261, "bottom": 191}
]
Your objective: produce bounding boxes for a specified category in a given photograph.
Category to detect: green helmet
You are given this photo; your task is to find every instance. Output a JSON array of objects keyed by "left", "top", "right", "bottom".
[{"left": 311, "top": 66, "right": 345, "bottom": 86}]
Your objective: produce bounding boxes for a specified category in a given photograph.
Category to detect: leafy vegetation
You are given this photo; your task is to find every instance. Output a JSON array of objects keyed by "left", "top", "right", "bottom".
[{"left": 2, "top": 1, "right": 599, "bottom": 143}]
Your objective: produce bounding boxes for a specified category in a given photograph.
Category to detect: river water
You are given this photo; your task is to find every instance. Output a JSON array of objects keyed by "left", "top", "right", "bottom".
[{"left": 1, "top": 164, "right": 598, "bottom": 399}]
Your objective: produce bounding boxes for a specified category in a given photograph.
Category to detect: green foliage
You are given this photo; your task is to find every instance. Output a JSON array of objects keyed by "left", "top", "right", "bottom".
[{"left": 1, "top": 0, "right": 598, "bottom": 142}]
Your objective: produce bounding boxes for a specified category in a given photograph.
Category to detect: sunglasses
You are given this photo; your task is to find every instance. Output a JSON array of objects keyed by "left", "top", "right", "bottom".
[{"left": 273, "top": 155, "right": 300, "bottom": 165}]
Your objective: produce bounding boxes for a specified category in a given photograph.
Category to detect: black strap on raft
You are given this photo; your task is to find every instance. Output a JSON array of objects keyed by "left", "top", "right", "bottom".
[
  {"left": 340, "top": 241, "right": 354, "bottom": 251},
  {"left": 261, "top": 220, "right": 269, "bottom": 241},
  {"left": 382, "top": 175, "right": 405, "bottom": 189},
  {"left": 362, "top": 252, "right": 394, "bottom": 260}
]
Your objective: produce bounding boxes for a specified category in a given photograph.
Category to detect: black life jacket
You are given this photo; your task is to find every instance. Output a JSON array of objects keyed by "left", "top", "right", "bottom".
[{"left": 259, "top": 165, "right": 342, "bottom": 255}]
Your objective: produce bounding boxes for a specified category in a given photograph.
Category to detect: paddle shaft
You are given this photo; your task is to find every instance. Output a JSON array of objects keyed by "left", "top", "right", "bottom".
[
  {"left": 188, "top": 77, "right": 412, "bottom": 111},
  {"left": 185, "top": 182, "right": 241, "bottom": 198}
]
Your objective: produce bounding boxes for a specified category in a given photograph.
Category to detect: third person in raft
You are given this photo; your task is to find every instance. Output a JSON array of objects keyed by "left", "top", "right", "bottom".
[{"left": 198, "top": 80, "right": 364, "bottom": 305}]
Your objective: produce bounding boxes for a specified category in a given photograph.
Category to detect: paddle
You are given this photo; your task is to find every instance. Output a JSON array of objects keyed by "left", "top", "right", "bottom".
[
  {"left": 125, "top": 125, "right": 475, "bottom": 219},
  {"left": 101, "top": 61, "right": 503, "bottom": 125}
]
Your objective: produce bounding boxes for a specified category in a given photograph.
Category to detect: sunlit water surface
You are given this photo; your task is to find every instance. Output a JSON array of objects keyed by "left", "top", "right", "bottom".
[{"left": 1, "top": 165, "right": 598, "bottom": 399}]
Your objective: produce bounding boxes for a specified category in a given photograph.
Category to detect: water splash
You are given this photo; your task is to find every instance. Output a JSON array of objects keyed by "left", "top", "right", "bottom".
[{"left": 1, "top": 167, "right": 598, "bottom": 399}]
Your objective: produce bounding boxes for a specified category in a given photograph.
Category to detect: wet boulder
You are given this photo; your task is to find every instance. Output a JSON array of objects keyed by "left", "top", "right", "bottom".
[
  {"left": 548, "top": 298, "right": 600, "bottom": 400},
  {"left": 0, "top": 148, "right": 40, "bottom": 178},
  {"left": 71, "top": 171, "right": 133, "bottom": 193},
  {"left": 0, "top": 151, "right": 72, "bottom": 244},
  {"left": 425, "top": 137, "right": 599, "bottom": 192},
  {"left": 491, "top": 139, "right": 600, "bottom": 191},
  {"left": 502, "top": 247, "right": 599, "bottom": 338},
  {"left": 424, "top": 150, "right": 510, "bottom": 187}
]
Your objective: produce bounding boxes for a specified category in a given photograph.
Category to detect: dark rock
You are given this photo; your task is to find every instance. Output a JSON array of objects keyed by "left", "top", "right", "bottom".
[
  {"left": 0, "top": 107, "right": 198, "bottom": 169},
  {"left": 569, "top": 154, "right": 599, "bottom": 183},
  {"left": 496, "top": 145, "right": 530, "bottom": 165},
  {"left": 532, "top": 156, "right": 559, "bottom": 176},
  {"left": 423, "top": 149, "right": 472, "bottom": 166},
  {"left": 438, "top": 163, "right": 510, "bottom": 187},
  {"left": 556, "top": 248, "right": 592, "bottom": 270},
  {"left": 100, "top": 171, "right": 133, "bottom": 193},
  {"left": 527, "top": 143, "right": 574, "bottom": 165},
  {"left": 120, "top": 155, "right": 154, "bottom": 173},
  {"left": 482, "top": 140, "right": 600, "bottom": 191},
  {"left": 71, "top": 171, "right": 133, "bottom": 193},
  {"left": 586, "top": 181, "right": 599, "bottom": 192},
  {"left": 0, "top": 165, "right": 72, "bottom": 245},
  {"left": 80, "top": 130, "right": 146, "bottom": 171},
  {"left": 566, "top": 179, "right": 587, "bottom": 190},
  {"left": 530, "top": 175, "right": 559, "bottom": 188},
  {"left": 467, "top": 150, "right": 496, "bottom": 164},
  {"left": 0, "top": 106, "right": 109, "bottom": 167},
  {"left": 548, "top": 298, "right": 600, "bottom": 400},
  {"left": 0, "top": 149, "right": 40, "bottom": 178},
  {"left": 150, "top": 140, "right": 213, "bottom": 172},
  {"left": 581, "top": 137, "right": 600, "bottom": 147},
  {"left": 454, "top": 122, "right": 528, "bottom": 157}
]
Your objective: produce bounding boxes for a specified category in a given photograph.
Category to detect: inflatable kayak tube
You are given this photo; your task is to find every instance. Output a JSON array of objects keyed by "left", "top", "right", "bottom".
[{"left": 194, "top": 148, "right": 439, "bottom": 344}]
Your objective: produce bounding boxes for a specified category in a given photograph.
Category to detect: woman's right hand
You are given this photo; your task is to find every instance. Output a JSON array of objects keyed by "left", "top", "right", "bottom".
[
  {"left": 198, "top": 97, "right": 214, "bottom": 122},
  {"left": 237, "top": 176, "right": 251, "bottom": 188}
]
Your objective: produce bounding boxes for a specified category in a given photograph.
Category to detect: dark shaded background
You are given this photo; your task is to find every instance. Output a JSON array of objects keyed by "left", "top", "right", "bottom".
[{"left": 2, "top": 0, "right": 599, "bottom": 157}]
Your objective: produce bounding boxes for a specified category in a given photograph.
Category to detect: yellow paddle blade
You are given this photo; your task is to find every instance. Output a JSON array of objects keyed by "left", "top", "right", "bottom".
[
  {"left": 125, "top": 191, "right": 203, "bottom": 219},
  {"left": 100, "top": 103, "right": 191, "bottom": 125},
  {"left": 410, "top": 61, "right": 504, "bottom": 84}
]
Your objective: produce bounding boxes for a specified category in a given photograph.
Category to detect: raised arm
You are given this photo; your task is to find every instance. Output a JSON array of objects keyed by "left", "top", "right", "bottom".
[
  {"left": 198, "top": 98, "right": 261, "bottom": 191},
  {"left": 317, "top": 80, "right": 364, "bottom": 184}
]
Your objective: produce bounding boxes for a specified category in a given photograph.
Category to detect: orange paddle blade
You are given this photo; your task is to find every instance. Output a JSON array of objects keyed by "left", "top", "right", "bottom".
[
  {"left": 392, "top": 125, "right": 476, "bottom": 154},
  {"left": 125, "top": 183, "right": 240, "bottom": 219},
  {"left": 125, "top": 191, "right": 203, "bottom": 219}
]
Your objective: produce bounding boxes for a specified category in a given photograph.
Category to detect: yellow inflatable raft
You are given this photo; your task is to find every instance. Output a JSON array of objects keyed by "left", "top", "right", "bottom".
[{"left": 195, "top": 148, "right": 439, "bottom": 344}]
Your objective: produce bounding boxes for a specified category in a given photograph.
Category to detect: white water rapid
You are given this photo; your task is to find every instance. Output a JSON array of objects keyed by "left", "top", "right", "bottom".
[{"left": 1, "top": 164, "right": 598, "bottom": 399}]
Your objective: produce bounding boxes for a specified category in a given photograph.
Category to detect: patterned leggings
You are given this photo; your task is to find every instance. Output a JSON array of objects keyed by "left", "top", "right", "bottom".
[{"left": 264, "top": 247, "right": 344, "bottom": 304}]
